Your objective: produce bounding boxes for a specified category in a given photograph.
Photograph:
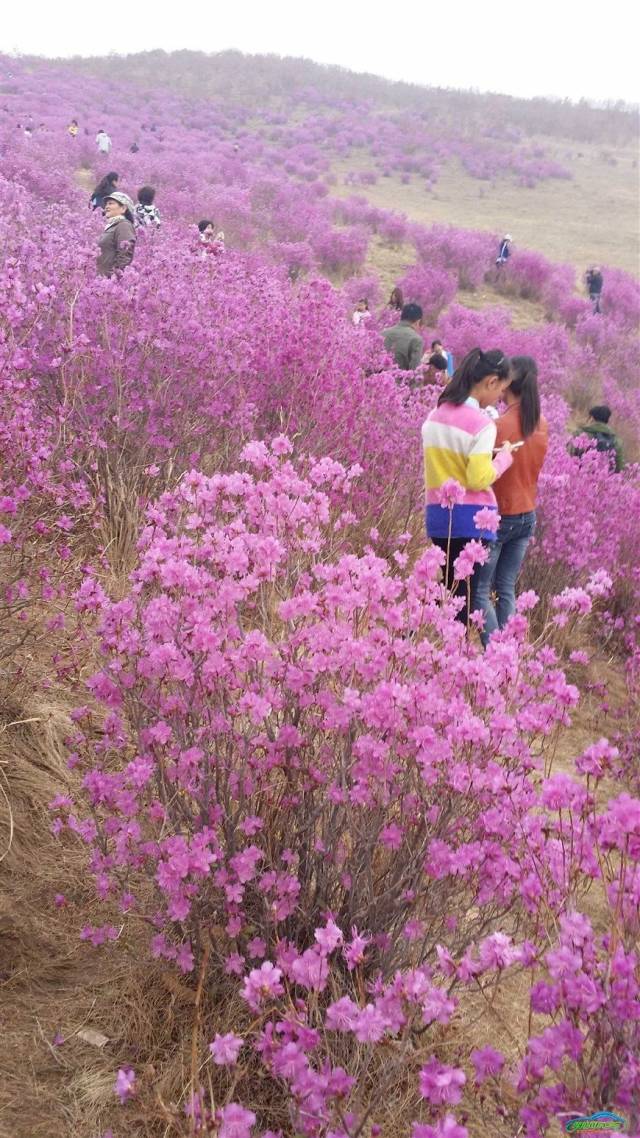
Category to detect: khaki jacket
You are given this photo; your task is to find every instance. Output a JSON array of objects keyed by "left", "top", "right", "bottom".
[{"left": 97, "top": 217, "right": 136, "bottom": 277}]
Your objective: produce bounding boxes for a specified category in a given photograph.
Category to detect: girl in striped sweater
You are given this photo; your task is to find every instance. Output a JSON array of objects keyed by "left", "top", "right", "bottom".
[{"left": 422, "top": 348, "right": 515, "bottom": 623}]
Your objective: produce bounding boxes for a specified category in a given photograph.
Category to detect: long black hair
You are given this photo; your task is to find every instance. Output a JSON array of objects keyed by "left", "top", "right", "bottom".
[
  {"left": 93, "top": 171, "right": 119, "bottom": 197},
  {"left": 438, "top": 347, "right": 509, "bottom": 406},
  {"left": 508, "top": 356, "right": 541, "bottom": 437}
]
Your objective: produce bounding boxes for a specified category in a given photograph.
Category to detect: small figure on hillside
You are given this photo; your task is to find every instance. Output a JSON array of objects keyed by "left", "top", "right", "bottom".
[
  {"left": 197, "top": 219, "right": 225, "bottom": 258},
  {"left": 89, "top": 171, "right": 119, "bottom": 212},
  {"left": 388, "top": 286, "right": 404, "bottom": 311},
  {"left": 585, "top": 266, "right": 603, "bottom": 314},
  {"left": 352, "top": 298, "right": 371, "bottom": 327},
  {"left": 571, "top": 405, "right": 624, "bottom": 472},
  {"left": 97, "top": 192, "right": 137, "bottom": 278},
  {"left": 430, "top": 339, "right": 454, "bottom": 377},
  {"left": 129, "top": 141, "right": 140, "bottom": 154},
  {"left": 134, "top": 185, "right": 161, "bottom": 229},
  {"left": 383, "top": 303, "right": 424, "bottom": 373},
  {"left": 496, "top": 234, "right": 512, "bottom": 266},
  {"left": 68, "top": 119, "right": 79, "bottom": 138},
  {"left": 96, "top": 128, "right": 112, "bottom": 155}
]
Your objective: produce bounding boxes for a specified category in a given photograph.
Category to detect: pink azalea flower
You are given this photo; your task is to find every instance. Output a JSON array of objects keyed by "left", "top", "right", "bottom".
[
  {"left": 241, "top": 961, "right": 284, "bottom": 1010},
  {"left": 419, "top": 1058, "right": 466, "bottom": 1104},
  {"left": 470, "top": 1045, "right": 505, "bottom": 1082},
  {"left": 217, "top": 1102, "right": 256, "bottom": 1138},
  {"left": 114, "top": 1066, "right": 136, "bottom": 1103},
  {"left": 210, "top": 1032, "right": 244, "bottom": 1066},
  {"left": 453, "top": 539, "right": 488, "bottom": 580},
  {"left": 436, "top": 479, "right": 466, "bottom": 509},
  {"left": 473, "top": 506, "right": 500, "bottom": 534}
]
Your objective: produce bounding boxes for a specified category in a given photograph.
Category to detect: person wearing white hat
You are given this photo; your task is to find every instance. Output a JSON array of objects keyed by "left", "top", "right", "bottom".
[
  {"left": 496, "top": 235, "right": 512, "bottom": 266},
  {"left": 97, "top": 191, "right": 137, "bottom": 277}
]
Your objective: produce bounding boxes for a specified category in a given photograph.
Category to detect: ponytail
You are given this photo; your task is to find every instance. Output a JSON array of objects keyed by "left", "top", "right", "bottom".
[
  {"left": 508, "top": 356, "right": 540, "bottom": 437},
  {"left": 437, "top": 347, "right": 509, "bottom": 406}
]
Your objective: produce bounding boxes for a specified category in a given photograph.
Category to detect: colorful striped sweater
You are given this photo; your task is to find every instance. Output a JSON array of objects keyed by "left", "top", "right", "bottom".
[{"left": 422, "top": 400, "right": 514, "bottom": 540}]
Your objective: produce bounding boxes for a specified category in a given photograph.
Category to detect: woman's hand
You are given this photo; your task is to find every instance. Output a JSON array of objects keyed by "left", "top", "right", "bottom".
[{"left": 496, "top": 440, "right": 515, "bottom": 454}]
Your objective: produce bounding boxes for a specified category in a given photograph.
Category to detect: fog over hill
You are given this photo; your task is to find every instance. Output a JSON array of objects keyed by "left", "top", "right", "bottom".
[{"left": 65, "top": 49, "right": 638, "bottom": 144}]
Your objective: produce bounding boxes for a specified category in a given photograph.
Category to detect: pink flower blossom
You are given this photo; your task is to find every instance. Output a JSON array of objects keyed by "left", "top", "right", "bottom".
[
  {"left": 314, "top": 918, "right": 343, "bottom": 953},
  {"left": 114, "top": 1067, "right": 136, "bottom": 1103},
  {"left": 470, "top": 1046, "right": 505, "bottom": 1082},
  {"left": 241, "top": 961, "right": 284, "bottom": 1010},
  {"left": 419, "top": 1058, "right": 466, "bottom": 1105},
  {"left": 412, "top": 1118, "right": 468, "bottom": 1138},
  {"left": 473, "top": 507, "right": 500, "bottom": 534},
  {"left": 436, "top": 479, "right": 466, "bottom": 509},
  {"left": 210, "top": 1032, "right": 244, "bottom": 1066},
  {"left": 218, "top": 1102, "right": 256, "bottom": 1138},
  {"left": 453, "top": 539, "right": 488, "bottom": 580}
]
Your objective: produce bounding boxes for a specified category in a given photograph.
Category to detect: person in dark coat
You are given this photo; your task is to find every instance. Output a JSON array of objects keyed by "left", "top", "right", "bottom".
[
  {"left": 383, "top": 303, "right": 424, "bottom": 371},
  {"left": 585, "top": 267, "right": 603, "bottom": 314},
  {"left": 496, "top": 234, "right": 512, "bottom": 266}
]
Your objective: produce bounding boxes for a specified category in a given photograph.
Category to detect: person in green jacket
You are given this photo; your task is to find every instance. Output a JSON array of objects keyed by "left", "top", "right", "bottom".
[
  {"left": 383, "top": 303, "right": 424, "bottom": 372},
  {"left": 572, "top": 405, "right": 624, "bottom": 472}
]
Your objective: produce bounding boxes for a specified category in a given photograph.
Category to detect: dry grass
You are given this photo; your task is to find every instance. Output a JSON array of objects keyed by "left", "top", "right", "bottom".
[
  {"left": 0, "top": 641, "right": 631, "bottom": 1137},
  {"left": 332, "top": 143, "right": 640, "bottom": 277}
]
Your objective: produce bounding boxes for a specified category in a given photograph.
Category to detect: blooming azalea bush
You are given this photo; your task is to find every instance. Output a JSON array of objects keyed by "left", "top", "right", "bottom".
[
  {"left": 399, "top": 263, "right": 458, "bottom": 323},
  {"left": 46, "top": 444, "right": 638, "bottom": 1136}
]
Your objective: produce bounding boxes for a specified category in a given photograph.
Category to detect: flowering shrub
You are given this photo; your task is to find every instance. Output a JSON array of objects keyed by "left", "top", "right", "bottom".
[
  {"left": 50, "top": 445, "right": 640, "bottom": 1136},
  {"left": 411, "top": 224, "right": 495, "bottom": 290},
  {"left": 399, "top": 263, "right": 458, "bottom": 323},
  {"left": 493, "top": 248, "right": 576, "bottom": 316}
]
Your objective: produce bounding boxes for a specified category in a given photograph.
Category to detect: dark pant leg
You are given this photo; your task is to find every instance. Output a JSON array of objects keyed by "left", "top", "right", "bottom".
[{"left": 430, "top": 536, "right": 473, "bottom": 625}]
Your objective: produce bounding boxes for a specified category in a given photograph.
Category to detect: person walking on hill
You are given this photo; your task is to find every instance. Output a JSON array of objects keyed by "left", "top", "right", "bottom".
[
  {"left": 585, "top": 267, "right": 603, "bottom": 314},
  {"left": 97, "top": 192, "right": 137, "bottom": 277},
  {"left": 422, "top": 348, "right": 514, "bottom": 625},
  {"left": 496, "top": 234, "right": 512, "bottom": 266},
  {"left": 134, "top": 185, "right": 161, "bottom": 229},
  {"left": 384, "top": 303, "right": 424, "bottom": 372},
  {"left": 472, "top": 356, "right": 548, "bottom": 645},
  {"left": 90, "top": 172, "right": 119, "bottom": 212},
  {"left": 96, "top": 128, "right": 112, "bottom": 155},
  {"left": 572, "top": 405, "right": 624, "bottom": 472}
]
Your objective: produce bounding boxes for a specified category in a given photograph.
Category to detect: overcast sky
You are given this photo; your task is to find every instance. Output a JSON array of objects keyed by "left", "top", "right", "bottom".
[{"left": 2, "top": 0, "right": 638, "bottom": 105}]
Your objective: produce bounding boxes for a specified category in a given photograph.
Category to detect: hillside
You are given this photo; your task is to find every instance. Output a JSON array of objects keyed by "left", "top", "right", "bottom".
[
  {"left": 67, "top": 49, "right": 638, "bottom": 143},
  {"left": 7, "top": 50, "right": 639, "bottom": 275},
  {"left": 1, "top": 48, "right": 640, "bottom": 1138}
]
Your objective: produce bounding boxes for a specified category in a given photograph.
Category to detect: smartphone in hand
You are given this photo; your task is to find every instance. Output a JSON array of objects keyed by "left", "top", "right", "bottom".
[{"left": 494, "top": 441, "right": 524, "bottom": 453}]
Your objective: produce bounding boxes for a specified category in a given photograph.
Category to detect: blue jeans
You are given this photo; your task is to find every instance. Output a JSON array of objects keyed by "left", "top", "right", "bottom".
[{"left": 472, "top": 512, "right": 536, "bottom": 646}]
